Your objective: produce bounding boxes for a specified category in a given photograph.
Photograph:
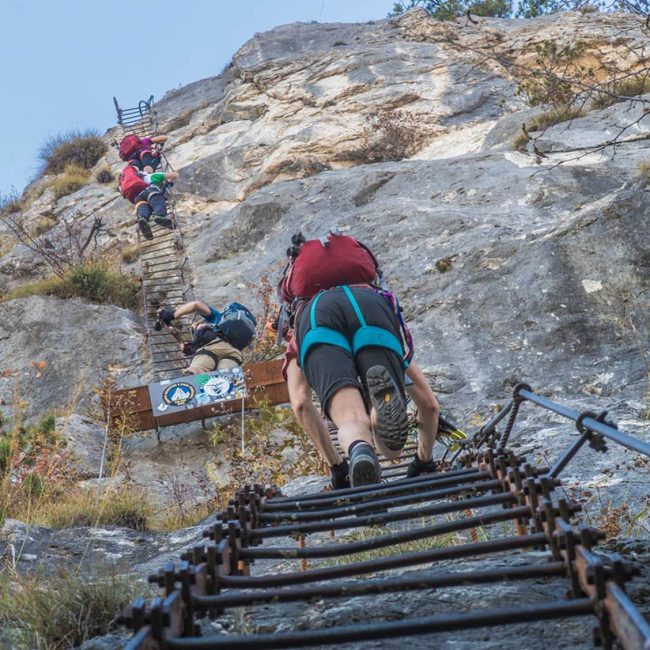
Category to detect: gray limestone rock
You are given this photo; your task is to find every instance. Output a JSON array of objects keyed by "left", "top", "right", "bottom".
[
  {"left": 56, "top": 414, "right": 108, "bottom": 478},
  {"left": 0, "top": 296, "right": 148, "bottom": 420}
]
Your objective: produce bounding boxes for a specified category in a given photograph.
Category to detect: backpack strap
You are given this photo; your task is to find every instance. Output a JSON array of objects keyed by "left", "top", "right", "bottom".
[
  {"left": 299, "top": 287, "right": 407, "bottom": 368},
  {"left": 299, "top": 292, "right": 352, "bottom": 367},
  {"left": 341, "top": 286, "right": 406, "bottom": 367}
]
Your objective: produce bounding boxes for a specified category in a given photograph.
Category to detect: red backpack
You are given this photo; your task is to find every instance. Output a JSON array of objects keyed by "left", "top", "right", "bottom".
[
  {"left": 119, "top": 166, "right": 149, "bottom": 202},
  {"left": 280, "top": 233, "right": 379, "bottom": 305},
  {"left": 118, "top": 135, "right": 143, "bottom": 161}
]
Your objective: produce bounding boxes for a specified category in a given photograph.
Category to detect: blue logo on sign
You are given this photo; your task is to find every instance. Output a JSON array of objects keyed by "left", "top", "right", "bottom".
[{"left": 162, "top": 382, "right": 196, "bottom": 406}]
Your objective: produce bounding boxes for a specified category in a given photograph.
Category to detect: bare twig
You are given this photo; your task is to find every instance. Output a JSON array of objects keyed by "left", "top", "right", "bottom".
[{"left": 1, "top": 212, "right": 107, "bottom": 277}]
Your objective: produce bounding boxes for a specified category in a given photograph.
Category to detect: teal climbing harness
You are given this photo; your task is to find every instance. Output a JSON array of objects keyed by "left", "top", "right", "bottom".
[{"left": 299, "top": 286, "right": 407, "bottom": 368}]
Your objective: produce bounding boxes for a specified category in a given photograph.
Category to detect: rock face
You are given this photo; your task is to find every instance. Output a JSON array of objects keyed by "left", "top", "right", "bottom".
[
  {"left": 0, "top": 516, "right": 208, "bottom": 575},
  {"left": 0, "top": 296, "right": 148, "bottom": 419},
  {"left": 56, "top": 414, "right": 108, "bottom": 478},
  {"left": 1, "top": 14, "right": 649, "bottom": 642}
]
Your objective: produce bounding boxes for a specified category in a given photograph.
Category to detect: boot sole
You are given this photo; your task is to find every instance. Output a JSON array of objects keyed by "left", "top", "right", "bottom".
[
  {"left": 366, "top": 365, "right": 408, "bottom": 451},
  {"left": 350, "top": 453, "right": 381, "bottom": 487}
]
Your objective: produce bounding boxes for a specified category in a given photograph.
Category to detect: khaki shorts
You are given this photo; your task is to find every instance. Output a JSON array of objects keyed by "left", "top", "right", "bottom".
[{"left": 187, "top": 339, "right": 243, "bottom": 374}]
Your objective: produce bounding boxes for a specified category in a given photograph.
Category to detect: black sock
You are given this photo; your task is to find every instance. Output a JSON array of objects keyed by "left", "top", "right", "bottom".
[
  {"left": 330, "top": 460, "right": 348, "bottom": 474},
  {"left": 348, "top": 440, "right": 371, "bottom": 457}
]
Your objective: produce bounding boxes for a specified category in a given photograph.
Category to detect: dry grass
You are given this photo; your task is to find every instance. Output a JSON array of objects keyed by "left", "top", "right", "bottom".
[
  {"left": 39, "top": 130, "right": 106, "bottom": 175},
  {"left": 637, "top": 159, "right": 650, "bottom": 183},
  {"left": 31, "top": 216, "right": 57, "bottom": 237},
  {"left": 528, "top": 105, "right": 585, "bottom": 132},
  {"left": 1, "top": 276, "right": 67, "bottom": 302},
  {"left": 2, "top": 261, "right": 140, "bottom": 309},
  {"left": 592, "top": 75, "right": 650, "bottom": 109},
  {"left": 512, "top": 131, "right": 530, "bottom": 152},
  {"left": 350, "top": 108, "right": 426, "bottom": 164},
  {"left": 592, "top": 496, "right": 650, "bottom": 539},
  {"left": 323, "top": 526, "right": 460, "bottom": 566},
  {"left": 0, "top": 234, "right": 15, "bottom": 257},
  {"left": 244, "top": 273, "right": 286, "bottom": 363},
  {"left": 0, "top": 189, "right": 24, "bottom": 215},
  {"left": 154, "top": 501, "right": 216, "bottom": 533},
  {"left": 0, "top": 568, "right": 144, "bottom": 649},
  {"left": 33, "top": 487, "right": 153, "bottom": 531},
  {"left": 50, "top": 164, "right": 90, "bottom": 200},
  {"left": 120, "top": 243, "right": 140, "bottom": 264}
]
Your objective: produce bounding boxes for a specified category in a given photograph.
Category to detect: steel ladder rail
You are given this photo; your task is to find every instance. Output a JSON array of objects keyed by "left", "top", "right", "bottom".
[{"left": 114, "top": 96, "right": 197, "bottom": 381}]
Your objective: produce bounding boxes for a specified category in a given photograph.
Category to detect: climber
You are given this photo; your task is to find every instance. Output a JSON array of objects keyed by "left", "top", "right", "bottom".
[
  {"left": 118, "top": 133, "right": 168, "bottom": 171},
  {"left": 118, "top": 164, "right": 179, "bottom": 241},
  {"left": 279, "top": 231, "right": 440, "bottom": 488},
  {"left": 157, "top": 300, "right": 256, "bottom": 375}
]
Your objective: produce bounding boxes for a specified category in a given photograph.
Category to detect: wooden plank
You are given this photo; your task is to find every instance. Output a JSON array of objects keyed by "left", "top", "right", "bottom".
[{"left": 110, "top": 359, "right": 289, "bottom": 432}]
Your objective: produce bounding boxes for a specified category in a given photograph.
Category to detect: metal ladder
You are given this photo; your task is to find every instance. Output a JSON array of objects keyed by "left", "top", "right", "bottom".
[{"left": 114, "top": 96, "right": 196, "bottom": 380}]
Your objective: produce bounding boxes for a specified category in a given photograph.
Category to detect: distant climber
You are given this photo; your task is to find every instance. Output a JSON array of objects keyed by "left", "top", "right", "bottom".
[
  {"left": 157, "top": 300, "right": 257, "bottom": 375},
  {"left": 279, "top": 231, "right": 440, "bottom": 488},
  {"left": 119, "top": 164, "right": 179, "bottom": 240},
  {"left": 118, "top": 133, "right": 168, "bottom": 171}
]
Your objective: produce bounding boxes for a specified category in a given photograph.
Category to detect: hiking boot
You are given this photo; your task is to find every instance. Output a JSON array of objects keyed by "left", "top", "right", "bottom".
[
  {"left": 406, "top": 455, "right": 438, "bottom": 479},
  {"left": 349, "top": 443, "right": 381, "bottom": 487},
  {"left": 138, "top": 217, "right": 153, "bottom": 241},
  {"left": 366, "top": 365, "right": 408, "bottom": 451},
  {"left": 154, "top": 216, "right": 174, "bottom": 230},
  {"left": 330, "top": 459, "right": 350, "bottom": 490}
]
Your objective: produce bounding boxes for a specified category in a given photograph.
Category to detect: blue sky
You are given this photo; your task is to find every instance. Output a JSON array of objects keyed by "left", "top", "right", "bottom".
[{"left": 0, "top": 0, "right": 395, "bottom": 197}]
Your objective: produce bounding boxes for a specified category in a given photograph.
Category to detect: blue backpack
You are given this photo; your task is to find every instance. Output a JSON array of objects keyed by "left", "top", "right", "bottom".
[{"left": 216, "top": 302, "right": 257, "bottom": 350}]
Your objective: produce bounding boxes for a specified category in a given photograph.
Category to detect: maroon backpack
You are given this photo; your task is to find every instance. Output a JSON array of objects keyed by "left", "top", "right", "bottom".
[
  {"left": 280, "top": 233, "right": 379, "bottom": 305},
  {"left": 118, "top": 135, "right": 143, "bottom": 161},
  {"left": 119, "top": 166, "right": 149, "bottom": 202}
]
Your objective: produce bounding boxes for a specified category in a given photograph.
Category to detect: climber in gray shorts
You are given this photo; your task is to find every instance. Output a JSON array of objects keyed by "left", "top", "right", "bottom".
[{"left": 279, "top": 232, "right": 440, "bottom": 488}]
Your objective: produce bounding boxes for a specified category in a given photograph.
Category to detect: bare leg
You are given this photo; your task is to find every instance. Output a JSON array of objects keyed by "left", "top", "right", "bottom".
[
  {"left": 405, "top": 361, "right": 440, "bottom": 462},
  {"left": 327, "top": 386, "right": 373, "bottom": 455},
  {"left": 286, "top": 360, "right": 342, "bottom": 466}
]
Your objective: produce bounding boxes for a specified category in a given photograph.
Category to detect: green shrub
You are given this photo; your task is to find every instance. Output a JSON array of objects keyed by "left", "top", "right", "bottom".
[
  {"left": 64, "top": 262, "right": 140, "bottom": 308},
  {"left": 39, "top": 129, "right": 107, "bottom": 175},
  {"left": 389, "top": 0, "right": 511, "bottom": 19},
  {"left": 0, "top": 438, "right": 12, "bottom": 476},
  {"left": 516, "top": 40, "right": 586, "bottom": 108},
  {"left": 21, "top": 473, "right": 46, "bottom": 499},
  {"left": 50, "top": 164, "right": 90, "bottom": 200},
  {"left": 29, "top": 413, "right": 57, "bottom": 442}
]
